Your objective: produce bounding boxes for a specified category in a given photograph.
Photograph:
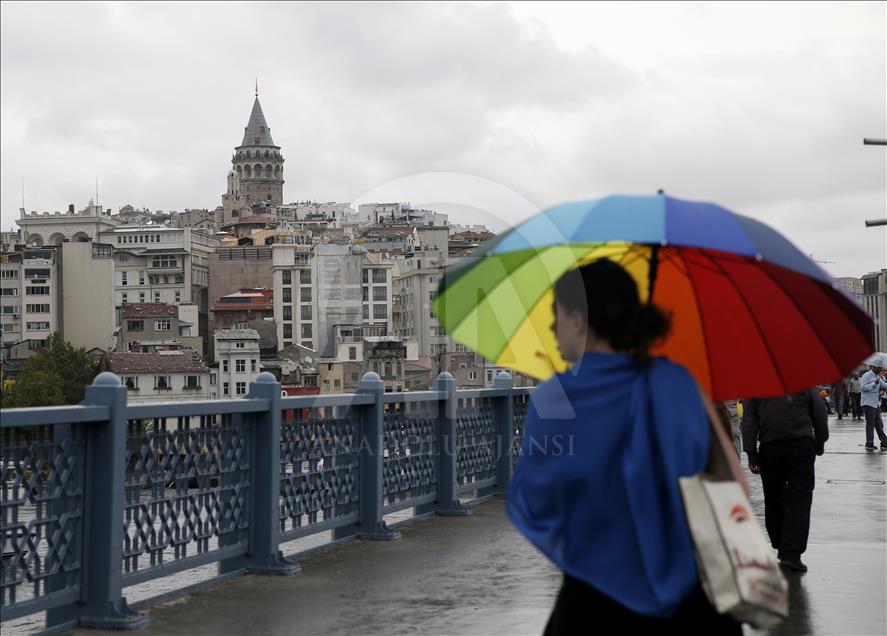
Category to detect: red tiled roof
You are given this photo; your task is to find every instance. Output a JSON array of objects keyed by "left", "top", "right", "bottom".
[
  {"left": 121, "top": 303, "right": 178, "bottom": 318},
  {"left": 106, "top": 350, "right": 207, "bottom": 374}
]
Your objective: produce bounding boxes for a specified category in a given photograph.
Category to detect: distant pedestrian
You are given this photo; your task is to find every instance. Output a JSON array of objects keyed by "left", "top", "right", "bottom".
[
  {"left": 833, "top": 378, "right": 848, "bottom": 421},
  {"left": 719, "top": 400, "right": 741, "bottom": 455},
  {"left": 849, "top": 374, "right": 862, "bottom": 420},
  {"left": 742, "top": 390, "right": 828, "bottom": 573},
  {"left": 818, "top": 388, "right": 831, "bottom": 414},
  {"left": 860, "top": 363, "right": 887, "bottom": 451}
]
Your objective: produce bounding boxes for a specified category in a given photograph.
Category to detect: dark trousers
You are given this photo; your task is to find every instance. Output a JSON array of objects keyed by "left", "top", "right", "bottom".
[
  {"left": 759, "top": 438, "right": 815, "bottom": 557},
  {"left": 544, "top": 574, "right": 741, "bottom": 635},
  {"left": 863, "top": 405, "right": 887, "bottom": 446},
  {"left": 850, "top": 392, "right": 862, "bottom": 419}
]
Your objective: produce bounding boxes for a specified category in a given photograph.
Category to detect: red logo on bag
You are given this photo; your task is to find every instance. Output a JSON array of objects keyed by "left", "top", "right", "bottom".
[{"left": 729, "top": 504, "right": 750, "bottom": 523}]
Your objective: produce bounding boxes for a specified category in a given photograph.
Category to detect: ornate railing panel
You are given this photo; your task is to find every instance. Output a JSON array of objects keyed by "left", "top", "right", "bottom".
[
  {"left": 122, "top": 413, "right": 250, "bottom": 584},
  {"left": 0, "top": 424, "right": 84, "bottom": 617},
  {"left": 382, "top": 401, "right": 438, "bottom": 512},
  {"left": 512, "top": 391, "right": 530, "bottom": 472},
  {"left": 455, "top": 397, "right": 497, "bottom": 493},
  {"left": 279, "top": 406, "right": 360, "bottom": 540}
]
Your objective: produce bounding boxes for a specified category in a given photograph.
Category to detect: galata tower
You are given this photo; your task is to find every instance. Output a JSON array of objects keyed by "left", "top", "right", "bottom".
[{"left": 221, "top": 84, "right": 284, "bottom": 224}]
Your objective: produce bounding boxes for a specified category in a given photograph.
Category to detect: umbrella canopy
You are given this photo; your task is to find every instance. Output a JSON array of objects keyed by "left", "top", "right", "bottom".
[
  {"left": 433, "top": 194, "right": 873, "bottom": 401},
  {"left": 864, "top": 352, "right": 887, "bottom": 368}
]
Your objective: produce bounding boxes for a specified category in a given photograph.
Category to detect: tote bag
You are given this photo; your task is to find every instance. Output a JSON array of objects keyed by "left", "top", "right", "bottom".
[{"left": 679, "top": 398, "right": 788, "bottom": 628}]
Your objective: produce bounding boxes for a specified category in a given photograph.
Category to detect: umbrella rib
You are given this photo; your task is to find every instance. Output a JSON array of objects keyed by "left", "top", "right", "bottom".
[
  {"left": 757, "top": 263, "right": 845, "bottom": 381},
  {"left": 680, "top": 252, "right": 718, "bottom": 400},
  {"left": 702, "top": 253, "right": 789, "bottom": 397}
]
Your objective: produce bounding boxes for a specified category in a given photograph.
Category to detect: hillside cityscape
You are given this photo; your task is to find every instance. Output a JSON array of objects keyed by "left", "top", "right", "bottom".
[{"left": 0, "top": 92, "right": 546, "bottom": 403}]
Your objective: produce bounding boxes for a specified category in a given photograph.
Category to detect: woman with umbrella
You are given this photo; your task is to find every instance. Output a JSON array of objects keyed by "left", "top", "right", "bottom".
[{"left": 433, "top": 194, "right": 873, "bottom": 632}]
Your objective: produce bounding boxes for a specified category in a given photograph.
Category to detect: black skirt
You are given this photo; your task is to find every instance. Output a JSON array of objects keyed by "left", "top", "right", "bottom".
[{"left": 544, "top": 574, "right": 743, "bottom": 635}]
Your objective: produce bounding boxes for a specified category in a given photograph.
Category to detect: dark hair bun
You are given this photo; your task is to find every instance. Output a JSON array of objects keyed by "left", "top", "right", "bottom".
[{"left": 554, "top": 259, "right": 672, "bottom": 364}]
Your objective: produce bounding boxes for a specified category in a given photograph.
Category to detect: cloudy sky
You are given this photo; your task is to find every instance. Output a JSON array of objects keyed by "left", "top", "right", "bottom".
[{"left": 1, "top": 1, "right": 884, "bottom": 277}]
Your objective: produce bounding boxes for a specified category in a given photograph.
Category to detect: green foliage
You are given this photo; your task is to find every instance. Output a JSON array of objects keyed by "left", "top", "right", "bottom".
[{"left": 1, "top": 333, "right": 98, "bottom": 408}]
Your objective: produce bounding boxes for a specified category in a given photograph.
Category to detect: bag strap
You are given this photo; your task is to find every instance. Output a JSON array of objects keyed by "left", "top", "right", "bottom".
[{"left": 699, "top": 392, "right": 750, "bottom": 497}]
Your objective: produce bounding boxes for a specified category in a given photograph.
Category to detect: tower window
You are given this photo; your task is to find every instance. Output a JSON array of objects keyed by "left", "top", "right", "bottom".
[{"left": 255, "top": 137, "right": 260, "bottom": 144}]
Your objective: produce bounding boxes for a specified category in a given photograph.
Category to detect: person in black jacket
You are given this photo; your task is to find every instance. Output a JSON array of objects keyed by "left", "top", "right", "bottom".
[{"left": 741, "top": 390, "right": 828, "bottom": 573}]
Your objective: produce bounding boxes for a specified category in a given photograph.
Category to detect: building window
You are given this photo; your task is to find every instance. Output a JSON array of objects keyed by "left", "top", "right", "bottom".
[
  {"left": 362, "top": 287, "right": 369, "bottom": 302},
  {"left": 223, "top": 360, "right": 229, "bottom": 372},
  {"left": 139, "top": 292, "right": 145, "bottom": 303},
  {"left": 123, "top": 376, "right": 138, "bottom": 390},
  {"left": 323, "top": 380, "right": 330, "bottom": 392},
  {"left": 128, "top": 320, "right": 144, "bottom": 331},
  {"left": 283, "top": 324, "right": 292, "bottom": 339},
  {"left": 236, "top": 359, "right": 245, "bottom": 373},
  {"left": 1, "top": 288, "right": 19, "bottom": 296},
  {"left": 223, "top": 382, "right": 230, "bottom": 396},
  {"left": 301, "top": 324, "right": 312, "bottom": 338},
  {"left": 349, "top": 346, "right": 357, "bottom": 360},
  {"left": 235, "top": 341, "right": 245, "bottom": 348},
  {"left": 373, "top": 287, "right": 387, "bottom": 301},
  {"left": 373, "top": 305, "right": 387, "bottom": 320},
  {"left": 25, "top": 304, "right": 50, "bottom": 313},
  {"left": 300, "top": 288, "right": 311, "bottom": 302},
  {"left": 154, "top": 375, "right": 171, "bottom": 390},
  {"left": 154, "top": 292, "right": 161, "bottom": 303},
  {"left": 362, "top": 270, "right": 368, "bottom": 284},
  {"left": 210, "top": 373, "right": 217, "bottom": 386},
  {"left": 0, "top": 270, "right": 18, "bottom": 279},
  {"left": 235, "top": 381, "right": 246, "bottom": 395},
  {"left": 25, "top": 286, "right": 49, "bottom": 295},
  {"left": 351, "top": 372, "right": 358, "bottom": 382},
  {"left": 282, "top": 270, "right": 291, "bottom": 285},
  {"left": 26, "top": 322, "right": 50, "bottom": 331},
  {"left": 250, "top": 359, "right": 257, "bottom": 372},
  {"left": 121, "top": 272, "right": 128, "bottom": 286},
  {"left": 362, "top": 305, "right": 369, "bottom": 320},
  {"left": 122, "top": 292, "right": 128, "bottom": 303},
  {"left": 282, "top": 288, "right": 292, "bottom": 303},
  {"left": 372, "top": 269, "right": 387, "bottom": 284},
  {"left": 283, "top": 306, "right": 292, "bottom": 321},
  {"left": 155, "top": 320, "right": 171, "bottom": 331},
  {"left": 300, "top": 305, "right": 311, "bottom": 320},
  {"left": 300, "top": 269, "right": 311, "bottom": 284},
  {"left": 184, "top": 375, "right": 200, "bottom": 389},
  {"left": 151, "top": 256, "right": 177, "bottom": 268},
  {"left": 139, "top": 271, "right": 145, "bottom": 285},
  {"left": 175, "top": 291, "right": 181, "bottom": 303},
  {"left": 334, "top": 379, "right": 341, "bottom": 391}
]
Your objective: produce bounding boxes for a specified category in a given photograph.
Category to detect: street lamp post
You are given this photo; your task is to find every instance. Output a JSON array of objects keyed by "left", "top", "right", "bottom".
[{"left": 863, "top": 137, "right": 886, "bottom": 226}]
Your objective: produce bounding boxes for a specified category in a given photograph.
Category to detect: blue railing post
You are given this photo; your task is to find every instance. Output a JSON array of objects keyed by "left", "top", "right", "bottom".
[
  {"left": 480, "top": 371, "right": 515, "bottom": 497},
  {"left": 47, "top": 372, "right": 148, "bottom": 630},
  {"left": 339, "top": 372, "right": 400, "bottom": 540},
  {"left": 222, "top": 372, "right": 298, "bottom": 575},
  {"left": 428, "top": 372, "right": 471, "bottom": 515}
]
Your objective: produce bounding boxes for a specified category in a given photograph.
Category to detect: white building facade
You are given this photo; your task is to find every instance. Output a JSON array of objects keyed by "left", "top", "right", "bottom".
[{"left": 214, "top": 328, "right": 262, "bottom": 398}]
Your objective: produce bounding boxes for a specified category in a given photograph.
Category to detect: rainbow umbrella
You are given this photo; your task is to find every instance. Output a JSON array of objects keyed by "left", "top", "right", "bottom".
[{"left": 432, "top": 194, "right": 873, "bottom": 400}]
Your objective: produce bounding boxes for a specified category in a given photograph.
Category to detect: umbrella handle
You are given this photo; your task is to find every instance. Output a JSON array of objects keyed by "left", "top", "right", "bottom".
[{"left": 700, "top": 391, "right": 751, "bottom": 497}]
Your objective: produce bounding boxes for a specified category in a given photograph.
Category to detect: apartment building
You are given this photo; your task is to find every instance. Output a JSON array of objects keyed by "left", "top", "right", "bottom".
[
  {"left": 100, "top": 226, "right": 219, "bottom": 309},
  {"left": 102, "top": 349, "right": 210, "bottom": 402},
  {"left": 214, "top": 328, "right": 261, "bottom": 398}
]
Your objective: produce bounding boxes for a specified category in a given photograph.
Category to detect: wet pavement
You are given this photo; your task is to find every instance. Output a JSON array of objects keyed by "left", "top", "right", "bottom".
[{"left": 69, "top": 413, "right": 884, "bottom": 636}]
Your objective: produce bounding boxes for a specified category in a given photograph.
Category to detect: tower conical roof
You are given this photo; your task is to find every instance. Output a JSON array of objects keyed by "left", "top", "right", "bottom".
[{"left": 240, "top": 97, "right": 276, "bottom": 147}]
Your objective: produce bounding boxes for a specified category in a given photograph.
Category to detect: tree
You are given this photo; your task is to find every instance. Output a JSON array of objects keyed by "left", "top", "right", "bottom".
[{"left": 1, "top": 333, "right": 98, "bottom": 408}]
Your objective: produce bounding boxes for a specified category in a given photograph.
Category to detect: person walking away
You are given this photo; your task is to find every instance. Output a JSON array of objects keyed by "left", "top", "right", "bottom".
[
  {"left": 849, "top": 374, "right": 862, "bottom": 420},
  {"left": 833, "top": 378, "right": 848, "bottom": 420},
  {"left": 718, "top": 400, "right": 741, "bottom": 454},
  {"left": 507, "top": 259, "right": 741, "bottom": 634},
  {"left": 742, "top": 391, "right": 828, "bottom": 573},
  {"left": 860, "top": 363, "right": 887, "bottom": 451}
]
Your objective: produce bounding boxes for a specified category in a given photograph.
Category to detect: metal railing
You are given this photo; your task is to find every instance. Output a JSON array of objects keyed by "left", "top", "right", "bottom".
[{"left": 1, "top": 370, "right": 531, "bottom": 631}]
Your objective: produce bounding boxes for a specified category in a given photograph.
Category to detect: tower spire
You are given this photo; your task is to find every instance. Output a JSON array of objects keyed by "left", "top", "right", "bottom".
[{"left": 255, "top": 78, "right": 258, "bottom": 97}]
